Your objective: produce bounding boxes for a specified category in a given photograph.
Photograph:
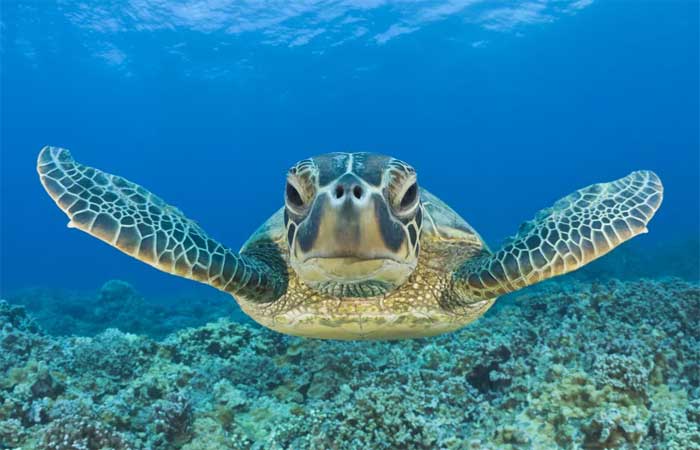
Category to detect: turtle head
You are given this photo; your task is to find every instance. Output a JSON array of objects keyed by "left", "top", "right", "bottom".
[{"left": 283, "top": 153, "right": 422, "bottom": 297}]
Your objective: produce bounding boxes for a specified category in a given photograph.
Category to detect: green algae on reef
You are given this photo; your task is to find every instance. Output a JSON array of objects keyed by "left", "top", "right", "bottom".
[{"left": 0, "top": 278, "right": 698, "bottom": 449}]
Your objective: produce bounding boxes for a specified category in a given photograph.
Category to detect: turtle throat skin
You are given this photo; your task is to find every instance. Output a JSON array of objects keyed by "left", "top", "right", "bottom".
[{"left": 283, "top": 153, "right": 422, "bottom": 298}]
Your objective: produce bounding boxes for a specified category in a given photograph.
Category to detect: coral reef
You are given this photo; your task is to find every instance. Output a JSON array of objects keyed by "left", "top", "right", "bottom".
[
  {"left": 4, "top": 280, "right": 244, "bottom": 338},
  {"left": 0, "top": 277, "right": 698, "bottom": 449}
]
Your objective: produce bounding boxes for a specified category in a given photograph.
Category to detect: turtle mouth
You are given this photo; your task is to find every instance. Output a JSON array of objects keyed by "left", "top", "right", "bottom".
[
  {"left": 302, "top": 256, "right": 399, "bottom": 281},
  {"left": 292, "top": 255, "right": 416, "bottom": 298}
]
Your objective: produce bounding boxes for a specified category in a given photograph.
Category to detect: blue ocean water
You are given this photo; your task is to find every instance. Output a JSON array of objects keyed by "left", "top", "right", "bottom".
[{"left": 2, "top": 0, "right": 698, "bottom": 297}]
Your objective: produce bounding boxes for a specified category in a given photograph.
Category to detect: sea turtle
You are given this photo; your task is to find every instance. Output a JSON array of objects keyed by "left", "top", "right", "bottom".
[{"left": 37, "top": 147, "right": 663, "bottom": 340}]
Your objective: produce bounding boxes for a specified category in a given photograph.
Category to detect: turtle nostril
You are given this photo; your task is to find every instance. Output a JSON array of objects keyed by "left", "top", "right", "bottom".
[
  {"left": 333, "top": 182, "right": 363, "bottom": 201},
  {"left": 353, "top": 185, "right": 363, "bottom": 199}
]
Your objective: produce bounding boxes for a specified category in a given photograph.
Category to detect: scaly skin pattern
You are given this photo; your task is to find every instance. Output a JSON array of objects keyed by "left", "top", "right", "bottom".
[
  {"left": 237, "top": 197, "right": 492, "bottom": 339},
  {"left": 452, "top": 170, "right": 663, "bottom": 303},
  {"left": 37, "top": 146, "right": 287, "bottom": 302},
  {"left": 238, "top": 249, "right": 496, "bottom": 340}
]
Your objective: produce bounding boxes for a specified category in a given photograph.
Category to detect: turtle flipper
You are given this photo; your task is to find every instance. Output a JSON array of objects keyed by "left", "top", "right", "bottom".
[
  {"left": 453, "top": 171, "right": 663, "bottom": 301},
  {"left": 37, "top": 146, "right": 286, "bottom": 302}
]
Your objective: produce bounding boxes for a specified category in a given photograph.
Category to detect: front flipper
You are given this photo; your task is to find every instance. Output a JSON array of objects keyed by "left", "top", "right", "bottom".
[
  {"left": 454, "top": 171, "right": 663, "bottom": 301},
  {"left": 37, "top": 146, "right": 286, "bottom": 302}
]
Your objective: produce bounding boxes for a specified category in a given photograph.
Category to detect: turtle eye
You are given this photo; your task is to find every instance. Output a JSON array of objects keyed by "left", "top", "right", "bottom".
[
  {"left": 400, "top": 183, "right": 418, "bottom": 210},
  {"left": 286, "top": 182, "right": 305, "bottom": 209}
]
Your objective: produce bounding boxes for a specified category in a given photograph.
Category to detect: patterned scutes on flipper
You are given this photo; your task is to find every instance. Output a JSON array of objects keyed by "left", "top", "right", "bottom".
[
  {"left": 37, "top": 146, "right": 286, "bottom": 303},
  {"left": 454, "top": 170, "right": 664, "bottom": 301}
]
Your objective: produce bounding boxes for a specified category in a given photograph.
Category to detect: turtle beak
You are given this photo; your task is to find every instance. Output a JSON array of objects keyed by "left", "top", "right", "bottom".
[{"left": 295, "top": 174, "right": 410, "bottom": 263}]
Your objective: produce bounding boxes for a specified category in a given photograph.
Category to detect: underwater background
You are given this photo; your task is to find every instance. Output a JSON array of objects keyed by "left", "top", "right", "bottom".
[{"left": 1, "top": 1, "right": 698, "bottom": 449}]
